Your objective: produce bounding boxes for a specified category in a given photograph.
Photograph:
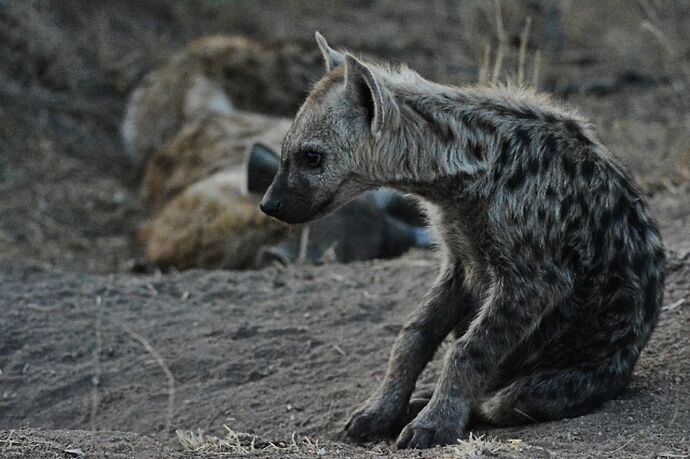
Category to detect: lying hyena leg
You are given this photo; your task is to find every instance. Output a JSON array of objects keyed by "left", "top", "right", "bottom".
[
  {"left": 345, "top": 264, "right": 478, "bottom": 440},
  {"left": 479, "top": 362, "right": 630, "bottom": 426},
  {"left": 396, "top": 280, "right": 564, "bottom": 449}
]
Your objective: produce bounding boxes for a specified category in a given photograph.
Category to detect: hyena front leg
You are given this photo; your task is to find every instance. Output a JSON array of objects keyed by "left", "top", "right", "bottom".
[
  {"left": 345, "top": 263, "right": 477, "bottom": 441},
  {"left": 396, "top": 279, "right": 562, "bottom": 449}
]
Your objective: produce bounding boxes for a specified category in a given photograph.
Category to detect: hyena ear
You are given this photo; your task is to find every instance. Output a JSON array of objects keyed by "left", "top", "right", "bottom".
[
  {"left": 315, "top": 31, "right": 344, "bottom": 72},
  {"left": 247, "top": 143, "right": 280, "bottom": 194},
  {"left": 344, "top": 54, "right": 399, "bottom": 137}
]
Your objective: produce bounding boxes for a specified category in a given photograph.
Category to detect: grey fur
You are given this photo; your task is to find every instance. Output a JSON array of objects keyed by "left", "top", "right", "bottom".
[{"left": 261, "top": 35, "right": 666, "bottom": 449}]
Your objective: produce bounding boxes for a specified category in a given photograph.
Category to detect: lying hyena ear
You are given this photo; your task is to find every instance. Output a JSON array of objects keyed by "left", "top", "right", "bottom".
[
  {"left": 247, "top": 143, "right": 280, "bottom": 194},
  {"left": 344, "top": 54, "right": 399, "bottom": 137},
  {"left": 315, "top": 31, "right": 344, "bottom": 72}
]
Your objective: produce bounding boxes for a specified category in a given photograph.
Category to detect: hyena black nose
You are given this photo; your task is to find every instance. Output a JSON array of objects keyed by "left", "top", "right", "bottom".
[{"left": 260, "top": 199, "right": 282, "bottom": 217}]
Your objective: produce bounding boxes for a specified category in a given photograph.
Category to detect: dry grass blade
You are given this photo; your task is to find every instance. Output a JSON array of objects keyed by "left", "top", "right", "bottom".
[
  {"left": 491, "top": 0, "right": 507, "bottom": 85},
  {"left": 478, "top": 41, "right": 492, "bottom": 85},
  {"left": 90, "top": 280, "right": 113, "bottom": 431},
  {"left": 517, "top": 16, "right": 532, "bottom": 86},
  {"left": 298, "top": 225, "right": 310, "bottom": 263},
  {"left": 532, "top": 49, "right": 542, "bottom": 89},
  {"left": 112, "top": 318, "right": 176, "bottom": 435},
  {"left": 176, "top": 425, "right": 326, "bottom": 455}
]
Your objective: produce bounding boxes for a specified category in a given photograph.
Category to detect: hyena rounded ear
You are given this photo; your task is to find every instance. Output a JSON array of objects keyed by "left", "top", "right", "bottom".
[
  {"left": 247, "top": 143, "right": 280, "bottom": 195},
  {"left": 315, "top": 31, "right": 344, "bottom": 73},
  {"left": 344, "top": 54, "right": 399, "bottom": 138}
]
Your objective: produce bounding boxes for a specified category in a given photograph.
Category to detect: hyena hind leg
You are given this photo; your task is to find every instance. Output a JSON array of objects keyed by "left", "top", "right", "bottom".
[{"left": 478, "top": 365, "right": 631, "bottom": 426}]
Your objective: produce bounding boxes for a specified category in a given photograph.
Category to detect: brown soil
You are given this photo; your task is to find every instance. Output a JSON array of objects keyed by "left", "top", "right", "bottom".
[{"left": 0, "top": 1, "right": 689, "bottom": 458}]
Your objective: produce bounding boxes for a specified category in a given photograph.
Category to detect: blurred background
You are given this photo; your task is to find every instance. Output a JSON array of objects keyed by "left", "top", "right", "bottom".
[{"left": 1, "top": 0, "right": 689, "bottom": 272}]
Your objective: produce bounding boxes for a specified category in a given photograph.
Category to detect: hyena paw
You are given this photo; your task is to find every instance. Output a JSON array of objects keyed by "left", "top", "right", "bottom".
[
  {"left": 395, "top": 404, "right": 465, "bottom": 449},
  {"left": 344, "top": 398, "right": 401, "bottom": 441}
]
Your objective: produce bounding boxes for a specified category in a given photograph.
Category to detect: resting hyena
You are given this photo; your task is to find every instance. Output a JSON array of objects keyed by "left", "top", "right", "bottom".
[
  {"left": 139, "top": 113, "right": 431, "bottom": 270},
  {"left": 260, "top": 33, "right": 666, "bottom": 448},
  {"left": 122, "top": 35, "right": 319, "bottom": 165}
]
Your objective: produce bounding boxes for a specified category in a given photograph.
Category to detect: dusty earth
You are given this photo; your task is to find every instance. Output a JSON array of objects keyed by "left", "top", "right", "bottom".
[{"left": 1, "top": 1, "right": 689, "bottom": 458}]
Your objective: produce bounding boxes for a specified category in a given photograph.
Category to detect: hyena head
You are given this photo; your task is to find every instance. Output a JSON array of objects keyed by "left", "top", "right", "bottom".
[{"left": 260, "top": 32, "right": 399, "bottom": 224}]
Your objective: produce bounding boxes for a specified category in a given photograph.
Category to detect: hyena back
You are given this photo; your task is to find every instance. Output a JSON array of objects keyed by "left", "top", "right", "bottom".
[
  {"left": 260, "top": 34, "right": 666, "bottom": 449},
  {"left": 123, "top": 35, "right": 319, "bottom": 166}
]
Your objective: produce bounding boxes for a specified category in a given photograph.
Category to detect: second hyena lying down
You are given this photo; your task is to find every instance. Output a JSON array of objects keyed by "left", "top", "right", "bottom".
[
  {"left": 139, "top": 113, "right": 431, "bottom": 270},
  {"left": 122, "top": 35, "right": 319, "bottom": 166},
  {"left": 260, "top": 34, "right": 666, "bottom": 448}
]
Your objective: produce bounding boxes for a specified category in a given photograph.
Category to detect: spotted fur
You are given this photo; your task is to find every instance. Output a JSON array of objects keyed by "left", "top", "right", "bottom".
[{"left": 264, "top": 34, "right": 666, "bottom": 449}]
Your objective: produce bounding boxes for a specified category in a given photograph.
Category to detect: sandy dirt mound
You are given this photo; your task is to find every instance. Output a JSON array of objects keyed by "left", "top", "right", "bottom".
[{"left": 1, "top": 242, "right": 688, "bottom": 458}]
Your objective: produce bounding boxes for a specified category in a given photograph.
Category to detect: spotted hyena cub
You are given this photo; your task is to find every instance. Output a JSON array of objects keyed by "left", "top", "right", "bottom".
[{"left": 260, "top": 33, "right": 666, "bottom": 449}]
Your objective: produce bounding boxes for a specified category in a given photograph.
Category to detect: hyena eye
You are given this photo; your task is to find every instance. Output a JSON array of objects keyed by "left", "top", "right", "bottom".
[{"left": 301, "top": 150, "right": 324, "bottom": 168}]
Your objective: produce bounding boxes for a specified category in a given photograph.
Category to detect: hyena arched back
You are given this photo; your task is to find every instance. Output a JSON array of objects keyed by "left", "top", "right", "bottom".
[{"left": 260, "top": 33, "right": 666, "bottom": 449}]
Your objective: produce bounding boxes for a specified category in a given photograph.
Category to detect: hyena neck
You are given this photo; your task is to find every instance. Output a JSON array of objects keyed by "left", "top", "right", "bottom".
[{"left": 364, "top": 80, "right": 496, "bottom": 199}]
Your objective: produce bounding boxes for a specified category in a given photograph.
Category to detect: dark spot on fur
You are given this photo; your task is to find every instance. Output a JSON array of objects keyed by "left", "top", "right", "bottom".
[
  {"left": 617, "top": 347, "right": 632, "bottom": 363},
  {"left": 517, "top": 108, "right": 539, "bottom": 120},
  {"left": 608, "top": 295, "right": 632, "bottom": 316},
  {"left": 410, "top": 103, "right": 454, "bottom": 143},
  {"left": 565, "top": 216, "right": 582, "bottom": 235},
  {"left": 609, "top": 251, "right": 628, "bottom": 274},
  {"left": 653, "top": 246, "right": 665, "bottom": 262},
  {"left": 642, "top": 280, "right": 659, "bottom": 323},
  {"left": 467, "top": 115, "right": 497, "bottom": 137},
  {"left": 527, "top": 157, "right": 540, "bottom": 176},
  {"left": 543, "top": 269, "right": 559, "bottom": 285},
  {"left": 468, "top": 141, "right": 483, "bottom": 162},
  {"left": 515, "top": 127, "right": 531, "bottom": 147},
  {"left": 467, "top": 347, "right": 490, "bottom": 373},
  {"left": 611, "top": 331, "right": 636, "bottom": 349},
  {"left": 563, "top": 119, "right": 592, "bottom": 145},
  {"left": 603, "top": 273, "right": 624, "bottom": 293},
  {"left": 545, "top": 186, "right": 557, "bottom": 200},
  {"left": 612, "top": 195, "right": 629, "bottom": 221},
  {"left": 592, "top": 228, "right": 607, "bottom": 259},
  {"left": 497, "top": 140, "right": 511, "bottom": 164},
  {"left": 600, "top": 208, "right": 613, "bottom": 228},
  {"left": 577, "top": 194, "right": 589, "bottom": 214},
  {"left": 631, "top": 253, "right": 646, "bottom": 276},
  {"left": 560, "top": 195, "right": 574, "bottom": 218},
  {"left": 614, "top": 236, "right": 625, "bottom": 252},
  {"left": 580, "top": 158, "right": 596, "bottom": 178},
  {"left": 544, "top": 133, "right": 558, "bottom": 152},
  {"left": 542, "top": 112, "right": 557, "bottom": 123},
  {"left": 627, "top": 207, "right": 648, "bottom": 240},
  {"left": 562, "top": 156, "right": 577, "bottom": 180},
  {"left": 506, "top": 166, "right": 526, "bottom": 191},
  {"left": 562, "top": 243, "right": 582, "bottom": 270}
]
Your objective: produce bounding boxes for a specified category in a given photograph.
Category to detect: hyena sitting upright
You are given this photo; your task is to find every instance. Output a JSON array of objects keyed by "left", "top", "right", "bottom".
[{"left": 260, "top": 33, "right": 666, "bottom": 449}]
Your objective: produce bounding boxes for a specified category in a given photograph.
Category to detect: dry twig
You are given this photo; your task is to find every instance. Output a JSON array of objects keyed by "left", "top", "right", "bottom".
[{"left": 112, "top": 318, "right": 176, "bottom": 434}]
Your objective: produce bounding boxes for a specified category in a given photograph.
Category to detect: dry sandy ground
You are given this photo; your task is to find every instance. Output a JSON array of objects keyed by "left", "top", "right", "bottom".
[
  {"left": 0, "top": 198, "right": 688, "bottom": 458},
  {"left": 1, "top": 1, "right": 689, "bottom": 457}
]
